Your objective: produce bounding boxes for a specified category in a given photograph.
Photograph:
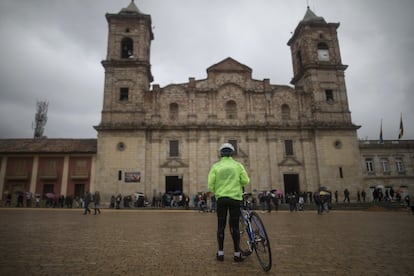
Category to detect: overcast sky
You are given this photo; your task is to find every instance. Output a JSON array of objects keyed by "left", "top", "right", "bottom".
[{"left": 0, "top": 0, "right": 413, "bottom": 140}]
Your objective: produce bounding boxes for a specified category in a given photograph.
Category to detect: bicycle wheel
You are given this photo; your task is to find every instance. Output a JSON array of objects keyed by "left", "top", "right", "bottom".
[
  {"left": 239, "top": 213, "right": 253, "bottom": 256},
  {"left": 250, "top": 211, "right": 272, "bottom": 272}
]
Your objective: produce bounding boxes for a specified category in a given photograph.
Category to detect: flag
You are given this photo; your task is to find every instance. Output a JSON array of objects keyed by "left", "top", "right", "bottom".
[
  {"left": 379, "top": 120, "right": 384, "bottom": 144},
  {"left": 398, "top": 114, "right": 404, "bottom": 139}
]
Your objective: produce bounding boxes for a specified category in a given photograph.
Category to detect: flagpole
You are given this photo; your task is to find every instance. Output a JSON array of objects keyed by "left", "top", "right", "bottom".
[{"left": 379, "top": 119, "right": 384, "bottom": 144}]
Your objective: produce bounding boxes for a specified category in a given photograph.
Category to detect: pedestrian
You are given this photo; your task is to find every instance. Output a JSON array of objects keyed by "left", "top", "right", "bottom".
[
  {"left": 313, "top": 191, "right": 323, "bottom": 215},
  {"left": 298, "top": 195, "right": 304, "bottom": 211},
  {"left": 185, "top": 195, "right": 190, "bottom": 210},
  {"left": 361, "top": 190, "right": 366, "bottom": 202},
  {"left": 389, "top": 187, "right": 395, "bottom": 200},
  {"left": 334, "top": 190, "right": 338, "bottom": 203},
  {"left": 343, "top": 188, "right": 350, "bottom": 203},
  {"left": 308, "top": 191, "right": 313, "bottom": 203},
  {"left": 16, "top": 193, "right": 24, "bottom": 207},
  {"left": 272, "top": 193, "right": 279, "bottom": 211},
  {"left": 289, "top": 193, "right": 297, "bottom": 212},
  {"left": 94, "top": 191, "right": 101, "bottom": 215},
  {"left": 210, "top": 195, "right": 216, "bottom": 212},
  {"left": 357, "top": 190, "right": 361, "bottom": 202},
  {"left": 83, "top": 191, "right": 91, "bottom": 215},
  {"left": 259, "top": 192, "right": 266, "bottom": 212},
  {"left": 208, "top": 143, "right": 250, "bottom": 262},
  {"left": 265, "top": 191, "right": 272, "bottom": 213},
  {"left": 115, "top": 194, "right": 122, "bottom": 209},
  {"left": 25, "top": 192, "right": 32, "bottom": 207},
  {"left": 110, "top": 195, "right": 115, "bottom": 208},
  {"left": 35, "top": 194, "right": 41, "bottom": 207},
  {"left": 5, "top": 193, "right": 12, "bottom": 207}
]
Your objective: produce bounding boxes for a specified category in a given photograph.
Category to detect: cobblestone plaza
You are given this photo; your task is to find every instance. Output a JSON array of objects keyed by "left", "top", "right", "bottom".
[{"left": 0, "top": 208, "right": 413, "bottom": 275}]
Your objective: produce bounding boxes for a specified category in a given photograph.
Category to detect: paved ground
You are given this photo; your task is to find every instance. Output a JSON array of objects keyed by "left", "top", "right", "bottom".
[{"left": 0, "top": 208, "right": 413, "bottom": 276}]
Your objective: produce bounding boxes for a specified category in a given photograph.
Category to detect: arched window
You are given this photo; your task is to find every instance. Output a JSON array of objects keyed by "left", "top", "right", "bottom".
[
  {"left": 225, "top": 100, "right": 237, "bottom": 119},
  {"left": 121, "top": 37, "right": 134, "bottom": 58},
  {"left": 169, "top": 103, "right": 179, "bottom": 120},
  {"left": 281, "top": 104, "right": 291, "bottom": 120},
  {"left": 317, "top": 42, "right": 329, "bottom": 61}
]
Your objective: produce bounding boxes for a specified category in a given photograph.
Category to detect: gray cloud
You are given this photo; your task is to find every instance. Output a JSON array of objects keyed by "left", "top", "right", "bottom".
[{"left": 0, "top": 0, "right": 413, "bottom": 140}]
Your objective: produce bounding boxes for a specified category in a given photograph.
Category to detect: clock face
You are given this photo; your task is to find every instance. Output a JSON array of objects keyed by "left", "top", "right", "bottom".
[{"left": 318, "top": 49, "right": 329, "bottom": 61}]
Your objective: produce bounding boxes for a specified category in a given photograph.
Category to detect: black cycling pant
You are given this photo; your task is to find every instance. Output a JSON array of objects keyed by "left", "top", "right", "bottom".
[{"left": 216, "top": 197, "right": 241, "bottom": 252}]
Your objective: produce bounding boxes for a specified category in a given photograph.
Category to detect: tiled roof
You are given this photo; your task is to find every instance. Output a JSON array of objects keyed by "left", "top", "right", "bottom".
[{"left": 0, "top": 139, "right": 97, "bottom": 154}]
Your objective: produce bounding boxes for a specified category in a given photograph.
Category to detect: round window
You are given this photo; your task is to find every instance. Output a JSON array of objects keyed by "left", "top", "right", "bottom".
[
  {"left": 334, "top": 140, "right": 342, "bottom": 149},
  {"left": 117, "top": 142, "right": 126, "bottom": 151}
]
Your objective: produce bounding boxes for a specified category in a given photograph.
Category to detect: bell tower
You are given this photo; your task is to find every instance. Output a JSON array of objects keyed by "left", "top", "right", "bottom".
[
  {"left": 287, "top": 7, "right": 362, "bottom": 192},
  {"left": 287, "top": 7, "right": 352, "bottom": 126},
  {"left": 97, "top": 0, "right": 154, "bottom": 130}
]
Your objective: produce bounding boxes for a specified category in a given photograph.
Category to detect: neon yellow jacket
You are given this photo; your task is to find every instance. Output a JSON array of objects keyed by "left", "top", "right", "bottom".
[{"left": 208, "top": 157, "right": 250, "bottom": 201}]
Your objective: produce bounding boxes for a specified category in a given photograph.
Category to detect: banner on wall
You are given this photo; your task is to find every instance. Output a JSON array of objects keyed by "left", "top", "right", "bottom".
[{"left": 125, "top": 172, "right": 141, "bottom": 182}]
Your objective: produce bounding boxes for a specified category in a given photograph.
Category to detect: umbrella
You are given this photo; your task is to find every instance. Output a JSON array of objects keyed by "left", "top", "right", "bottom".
[
  {"left": 319, "top": 191, "right": 329, "bottom": 196},
  {"left": 319, "top": 186, "right": 329, "bottom": 191},
  {"left": 45, "top": 193, "right": 55, "bottom": 199},
  {"left": 376, "top": 185, "right": 384, "bottom": 189},
  {"left": 173, "top": 190, "right": 182, "bottom": 195}
]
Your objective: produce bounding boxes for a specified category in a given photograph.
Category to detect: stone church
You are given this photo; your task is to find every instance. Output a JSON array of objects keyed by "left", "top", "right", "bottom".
[
  {"left": 94, "top": 1, "right": 363, "bottom": 202},
  {"left": 1, "top": 2, "right": 412, "bottom": 205}
]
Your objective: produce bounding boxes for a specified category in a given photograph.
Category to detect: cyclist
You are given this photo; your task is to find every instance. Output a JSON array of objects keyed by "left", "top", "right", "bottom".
[{"left": 208, "top": 143, "right": 250, "bottom": 262}]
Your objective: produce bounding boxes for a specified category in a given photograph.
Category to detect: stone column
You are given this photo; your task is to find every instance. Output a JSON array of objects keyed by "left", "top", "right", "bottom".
[
  {"left": 29, "top": 156, "right": 39, "bottom": 193},
  {"left": 61, "top": 156, "right": 70, "bottom": 196}
]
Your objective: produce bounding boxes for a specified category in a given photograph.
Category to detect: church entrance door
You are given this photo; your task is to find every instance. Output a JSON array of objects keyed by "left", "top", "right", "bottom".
[
  {"left": 283, "top": 174, "right": 300, "bottom": 196},
  {"left": 165, "top": 176, "right": 183, "bottom": 194}
]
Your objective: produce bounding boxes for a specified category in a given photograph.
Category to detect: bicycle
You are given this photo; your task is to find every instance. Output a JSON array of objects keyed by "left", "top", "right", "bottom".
[{"left": 239, "top": 193, "right": 272, "bottom": 272}]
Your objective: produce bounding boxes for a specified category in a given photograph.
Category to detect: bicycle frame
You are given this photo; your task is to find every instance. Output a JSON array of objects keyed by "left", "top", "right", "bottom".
[
  {"left": 240, "top": 203, "right": 254, "bottom": 250},
  {"left": 239, "top": 194, "right": 272, "bottom": 272}
]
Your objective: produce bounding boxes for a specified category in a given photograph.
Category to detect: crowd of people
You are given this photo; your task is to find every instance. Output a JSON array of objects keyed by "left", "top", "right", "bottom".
[{"left": 2, "top": 187, "right": 413, "bottom": 214}]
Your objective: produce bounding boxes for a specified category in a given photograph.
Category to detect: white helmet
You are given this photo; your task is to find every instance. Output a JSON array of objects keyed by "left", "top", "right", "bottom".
[{"left": 219, "top": 143, "right": 235, "bottom": 152}]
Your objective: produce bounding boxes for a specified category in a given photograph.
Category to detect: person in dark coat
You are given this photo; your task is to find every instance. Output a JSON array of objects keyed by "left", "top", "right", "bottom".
[{"left": 83, "top": 191, "right": 91, "bottom": 215}]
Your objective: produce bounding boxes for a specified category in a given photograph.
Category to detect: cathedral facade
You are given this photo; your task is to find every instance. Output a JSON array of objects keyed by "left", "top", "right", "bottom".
[
  {"left": 1, "top": 2, "right": 412, "bottom": 205},
  {"left": 94, "top": 2, "right": 363, "bottom": 202}
]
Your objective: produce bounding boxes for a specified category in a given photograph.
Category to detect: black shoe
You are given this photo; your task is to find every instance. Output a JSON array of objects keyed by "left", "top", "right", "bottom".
[
  {"left": 216, "top": 253, "right": 224, "bottom": 262},
  {"left": 234, "top": 255, "right": 246, "bottom": 262}
]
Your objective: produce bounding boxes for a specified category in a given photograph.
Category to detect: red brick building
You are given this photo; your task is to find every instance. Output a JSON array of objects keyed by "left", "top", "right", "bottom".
[{"left": 0, "top": 139, "right": 96, "bottom": 204}]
